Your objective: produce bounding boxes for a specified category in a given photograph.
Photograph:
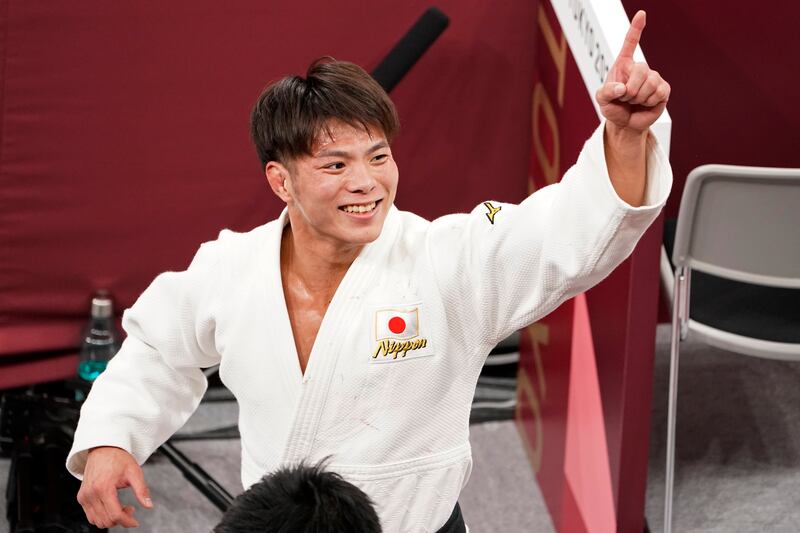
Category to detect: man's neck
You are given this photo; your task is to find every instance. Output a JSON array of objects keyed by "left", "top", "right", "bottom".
[{"left": 280, "top": 222, "right": 362, "bottom": 295}]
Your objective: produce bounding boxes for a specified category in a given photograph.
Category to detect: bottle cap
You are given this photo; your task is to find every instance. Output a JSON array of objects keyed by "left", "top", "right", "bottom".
[{"left": 91, "top": 296, "right": 113, "bottom": 319}]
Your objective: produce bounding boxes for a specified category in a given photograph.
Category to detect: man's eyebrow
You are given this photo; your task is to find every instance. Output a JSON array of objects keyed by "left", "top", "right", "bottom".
[
  {"left": 315, "top": 148, "right": 349, "bottom": 158},
  {"left": 314, "top": 140, "right": 388, "bottom": 159},
  {"left": 366, "top": 140, "right": 389, "bottom": 154}
]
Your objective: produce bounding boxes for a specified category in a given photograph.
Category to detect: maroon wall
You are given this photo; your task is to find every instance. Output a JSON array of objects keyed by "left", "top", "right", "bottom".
[
  {"left": 0, "top": 1, "right": 537, "bottom": 371},
  {"left": 621, "top": 0, "right": 800, "bottom": 217}
]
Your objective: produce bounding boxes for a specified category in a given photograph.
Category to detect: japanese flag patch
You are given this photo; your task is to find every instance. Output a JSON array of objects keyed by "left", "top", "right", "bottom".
[{"left": 371, "top": 304, "right": 434, "bottom": 363}]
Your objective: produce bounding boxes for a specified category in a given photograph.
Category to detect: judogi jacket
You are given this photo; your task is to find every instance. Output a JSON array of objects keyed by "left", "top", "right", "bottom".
[{"left": 67, "top": 123, "right": 672, "bottom": 532}]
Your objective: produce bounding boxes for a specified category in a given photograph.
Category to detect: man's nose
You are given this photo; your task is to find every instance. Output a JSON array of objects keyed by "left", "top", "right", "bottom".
[{"left": 346, "top": 163, "right": 377, "bottom": 193}]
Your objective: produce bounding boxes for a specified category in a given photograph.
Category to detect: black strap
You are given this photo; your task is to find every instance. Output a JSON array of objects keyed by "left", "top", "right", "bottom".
[{"left": 435, "top": 502, "right": 466, "bottom": 533}]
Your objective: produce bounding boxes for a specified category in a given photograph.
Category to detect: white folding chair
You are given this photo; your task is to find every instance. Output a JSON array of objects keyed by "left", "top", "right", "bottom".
[{"left": 662, "top": 164, "right": 800, "bottom": 532}]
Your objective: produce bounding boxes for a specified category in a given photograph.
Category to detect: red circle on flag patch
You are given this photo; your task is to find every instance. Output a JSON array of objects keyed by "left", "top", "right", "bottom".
[{"left": 388, "top": 316, "right": 406, "bottom": 334}]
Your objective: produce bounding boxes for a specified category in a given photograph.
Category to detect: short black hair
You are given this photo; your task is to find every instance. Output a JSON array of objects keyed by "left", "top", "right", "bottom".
[
  {"left": 250, "top": 58, "right": 400, "bottom": 167},
  {"left": 214, "top": 461, "right": 382, "bottom": 533}
]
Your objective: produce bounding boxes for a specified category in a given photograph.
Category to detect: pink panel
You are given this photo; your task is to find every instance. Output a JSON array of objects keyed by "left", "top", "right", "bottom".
[
  {"left": 563, "top": 294, "right": 616, "bottom": 533},
  {"left": 560, "top": 480, "right": 590, "bottom": 533},
  {"left": 517, "top": 2, "right": 663, "bottom": 532}
]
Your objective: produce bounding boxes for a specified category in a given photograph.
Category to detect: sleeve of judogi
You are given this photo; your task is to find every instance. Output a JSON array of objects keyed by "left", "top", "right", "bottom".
[
  {"left": 66, "top": 233, "right": 228, "bottom": 479},
  {"left": 426, "top": 122, "right": 672, "bottom": 349}
]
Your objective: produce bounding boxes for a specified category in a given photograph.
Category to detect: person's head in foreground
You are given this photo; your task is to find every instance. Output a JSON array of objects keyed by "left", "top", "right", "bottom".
[
  {"left": 250, "top": 58, "right": 400, "bottom": 252},
  {"left": 213, "top": 461, "right": 382, "bottom": 533}
]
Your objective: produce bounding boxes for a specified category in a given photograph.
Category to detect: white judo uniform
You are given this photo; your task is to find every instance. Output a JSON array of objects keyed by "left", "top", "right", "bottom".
[{"left": 67, "top": 123, "right": 672, "bottom": 532}]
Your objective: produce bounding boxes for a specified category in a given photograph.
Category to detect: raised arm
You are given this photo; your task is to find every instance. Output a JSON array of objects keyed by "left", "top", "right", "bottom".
[
  {"left": 597, "top": 10, "right": 671, "bottom": 207},
  {"left": 427, "top": 12, "right": 672, "bottom": 351}
]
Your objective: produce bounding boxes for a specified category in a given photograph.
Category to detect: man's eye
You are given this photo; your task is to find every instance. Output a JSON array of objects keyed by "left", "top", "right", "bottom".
[
  {"left": 325, "top": 162, "right": 345, "bottom": 170},
  {"left": 372, "top": 154, "right": 388, "bottom": 162}
]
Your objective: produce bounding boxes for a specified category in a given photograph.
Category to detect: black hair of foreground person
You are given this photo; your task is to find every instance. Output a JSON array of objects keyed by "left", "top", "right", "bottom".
[{"left": 213, "top": 461, "right": 382, "bottom": 533}]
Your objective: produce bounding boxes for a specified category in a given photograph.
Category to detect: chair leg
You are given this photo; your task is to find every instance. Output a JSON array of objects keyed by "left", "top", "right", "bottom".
[
  {"left": 664, "top": 266, "right": 687, "bottom": 533},
  {"left": 679, "top": 268, "right": 691, "bottom": 341}
]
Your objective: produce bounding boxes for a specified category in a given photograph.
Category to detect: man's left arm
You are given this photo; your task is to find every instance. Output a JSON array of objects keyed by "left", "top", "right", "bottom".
[
  {"left": 425, "top": 11, "right": 672, "bottom": 349},
  {"left": 599, "top": 10, "right": 670, "bottom": 208}
]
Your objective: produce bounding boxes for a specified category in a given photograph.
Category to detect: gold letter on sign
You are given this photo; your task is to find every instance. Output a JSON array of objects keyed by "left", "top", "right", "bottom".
[
  {"left": 516, "top": 322, "right": 550, "bottom": 473},
  {"left": 532, "top": 83, "right": 560, "bottom": 186},
  {"left": 526, "top": 322, "right": 549, "bottom": 400},
  {"left": 537, "top": 5, "right": 567, "bottom": 107},
  {"left": 517, "top": 369, "right": 543, "bottom": 473}
]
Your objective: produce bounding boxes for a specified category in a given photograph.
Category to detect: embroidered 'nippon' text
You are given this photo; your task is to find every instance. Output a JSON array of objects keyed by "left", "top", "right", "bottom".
[{"left": 372, "top": 338, "right": 429, "bottom": 359}]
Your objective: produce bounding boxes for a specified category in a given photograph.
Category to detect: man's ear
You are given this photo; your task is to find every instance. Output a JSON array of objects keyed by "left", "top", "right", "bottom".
[{"left": 265, "top": 161, "right": 292, "bottom": 203}]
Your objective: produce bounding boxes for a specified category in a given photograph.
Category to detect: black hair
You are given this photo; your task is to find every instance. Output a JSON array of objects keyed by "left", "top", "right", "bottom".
[
  {"left": 250, "top": 58, "right": 400, "bottom": 167},
  {"left": 213, "top": 461, "right": 382, "bottom": 533}
]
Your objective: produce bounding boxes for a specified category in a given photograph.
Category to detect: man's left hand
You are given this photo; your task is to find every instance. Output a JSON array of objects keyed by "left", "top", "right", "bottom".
[{"left": 596, "top": 10, "right": 670, "bottom": 135}]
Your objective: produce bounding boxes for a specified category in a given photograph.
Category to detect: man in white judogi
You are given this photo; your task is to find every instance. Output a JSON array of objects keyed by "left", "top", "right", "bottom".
[{"left": 69, "top": 11, "right": 671, "bottom": 532}]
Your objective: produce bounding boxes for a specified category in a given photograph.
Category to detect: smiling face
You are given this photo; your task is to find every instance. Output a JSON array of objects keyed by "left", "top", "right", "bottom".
[{"left": 266, "top": 120, "right": 399, "bottom": 254}]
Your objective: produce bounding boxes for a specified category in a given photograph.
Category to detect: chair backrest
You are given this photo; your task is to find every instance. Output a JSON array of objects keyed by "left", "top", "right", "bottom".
[{"left": 672, "top": 164, "right": 800, "bottom": 288}]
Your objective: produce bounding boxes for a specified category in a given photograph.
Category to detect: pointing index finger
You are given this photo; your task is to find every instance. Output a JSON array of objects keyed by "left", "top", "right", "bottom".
[{"left": 619, "top": 10, "right": 646, "bottom": 60}]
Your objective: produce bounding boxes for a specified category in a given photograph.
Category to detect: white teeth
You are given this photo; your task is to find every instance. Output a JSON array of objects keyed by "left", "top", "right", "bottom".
[{"left": 343, "top": 201, "right": 376, "bottom": 214}]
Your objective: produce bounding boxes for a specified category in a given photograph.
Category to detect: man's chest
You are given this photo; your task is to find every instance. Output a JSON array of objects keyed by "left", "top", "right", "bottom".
[
  {"left": 282, "top": 288, "right": 439, "bottom": 376},
  {"left": 283, "top": 292, "right": 326, "bottom": 374},
  {"left": 213, "top": 236, "right": 458, "bottom": 395},
  {"left": 218, "top": 269, "right": 441, "bottom": 373}
]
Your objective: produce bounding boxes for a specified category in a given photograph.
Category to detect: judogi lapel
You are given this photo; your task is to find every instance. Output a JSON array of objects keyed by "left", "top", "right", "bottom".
[{"left": 259, "top": 208, "right": 402, "bottom": 465}]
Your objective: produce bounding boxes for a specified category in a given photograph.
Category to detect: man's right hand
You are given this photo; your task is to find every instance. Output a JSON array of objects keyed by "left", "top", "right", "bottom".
[{"left": 77, "top": 446, "right": 154, "bottom": 529}]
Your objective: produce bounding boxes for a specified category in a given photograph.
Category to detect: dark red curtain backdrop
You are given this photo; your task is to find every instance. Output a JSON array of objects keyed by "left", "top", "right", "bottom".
[
  {"left": 2, "top": 1, "right": 798, "bottom": 382},
  {"left": 0, "top": 1, "right": 538, "bottom": 364}
]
